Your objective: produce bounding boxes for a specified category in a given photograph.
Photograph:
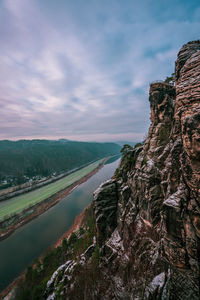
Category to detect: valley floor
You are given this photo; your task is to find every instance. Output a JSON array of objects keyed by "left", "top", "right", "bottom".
[{"left": 0, "top": 158, "right": 106, "bottom": 241}]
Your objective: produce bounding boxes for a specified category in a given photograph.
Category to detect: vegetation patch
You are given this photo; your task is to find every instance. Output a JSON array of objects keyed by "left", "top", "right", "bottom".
[
  {"left": 0, "top": 140, "right": 120, "bottom": 187},
  {"left": 114, "top": 143, "right": 144, "bottom": 180}
]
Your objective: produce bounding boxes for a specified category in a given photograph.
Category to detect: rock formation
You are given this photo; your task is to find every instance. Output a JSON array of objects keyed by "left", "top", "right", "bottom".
[{"left": 45, "top": 41, "right": 200, "bottom": 300}]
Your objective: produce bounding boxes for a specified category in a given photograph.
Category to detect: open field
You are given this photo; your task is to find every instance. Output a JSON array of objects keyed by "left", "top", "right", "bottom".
[{"left": 0, "top": 159, "right": 104, "bottom": 221}]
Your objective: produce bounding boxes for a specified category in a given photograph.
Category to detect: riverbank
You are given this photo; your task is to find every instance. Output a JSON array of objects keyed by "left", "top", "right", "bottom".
[
  {"left": 0, "top": 158, "right": 107, "bottom": 241},
  {"left": 55, "top": 204, "right": 89, "bottom": 248}
]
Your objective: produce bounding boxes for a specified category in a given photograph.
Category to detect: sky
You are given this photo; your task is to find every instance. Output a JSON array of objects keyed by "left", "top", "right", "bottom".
[{"left": 0, "top": 0, "right": 200, "bottom": 142}]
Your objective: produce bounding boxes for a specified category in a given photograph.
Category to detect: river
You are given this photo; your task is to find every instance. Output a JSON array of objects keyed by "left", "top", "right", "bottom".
[{"left": 0, "top": 156, "right": 120, "bottom": 292}]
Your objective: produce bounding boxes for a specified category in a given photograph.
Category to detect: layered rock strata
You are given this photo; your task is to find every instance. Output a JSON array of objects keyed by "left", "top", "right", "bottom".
[{"left": 45, "top": 41, "right": 200, "bottom": 300}]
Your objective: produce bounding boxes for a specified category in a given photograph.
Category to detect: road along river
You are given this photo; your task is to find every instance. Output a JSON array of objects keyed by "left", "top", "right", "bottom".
[{"left": 0, "top": 156, "right": 120, "bottom": 292}]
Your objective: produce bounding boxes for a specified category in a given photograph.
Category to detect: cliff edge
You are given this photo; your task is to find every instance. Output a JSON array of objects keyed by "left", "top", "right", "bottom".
[
  {"left": 43, "top": 40, "right": 200, "bottom": 300},
  {"left": 12, "top": 41, "right": 200, "bottom": 300}
]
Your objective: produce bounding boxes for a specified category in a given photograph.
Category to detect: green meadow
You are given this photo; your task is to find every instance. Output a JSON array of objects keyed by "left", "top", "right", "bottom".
[{"left": 0, "top": 159, "right": 104, "bottom": 221}]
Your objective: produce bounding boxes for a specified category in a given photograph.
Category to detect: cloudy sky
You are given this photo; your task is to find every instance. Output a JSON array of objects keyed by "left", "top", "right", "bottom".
[{"left": 0, "top": 0, "right": 200, "bottom": 142}]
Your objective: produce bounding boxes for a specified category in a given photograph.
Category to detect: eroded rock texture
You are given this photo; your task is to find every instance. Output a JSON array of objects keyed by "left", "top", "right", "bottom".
[
  {"left": 45, "top": 41, "right": 200, "bottom": 300},
  {"left": 94, "top": 179, "right": 118, "bottom": 246}
]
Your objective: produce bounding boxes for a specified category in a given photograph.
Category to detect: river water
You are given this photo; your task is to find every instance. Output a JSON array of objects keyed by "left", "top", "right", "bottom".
[{"left": 0, "top": 156, "right": 120, "bottom": 292}]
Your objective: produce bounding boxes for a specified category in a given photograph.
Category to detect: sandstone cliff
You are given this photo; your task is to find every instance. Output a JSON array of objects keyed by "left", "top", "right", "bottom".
[{"left": 44, "top": 40, "right": 200, "bottom": 300}]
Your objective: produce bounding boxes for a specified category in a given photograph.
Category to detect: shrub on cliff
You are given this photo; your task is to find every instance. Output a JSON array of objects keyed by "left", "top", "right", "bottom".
[
  {"left": 164, "top": 72, "right": 175, "bottom": 85},
  {"left": 114, "top": 144, "right": 134, "bottom": 179}
]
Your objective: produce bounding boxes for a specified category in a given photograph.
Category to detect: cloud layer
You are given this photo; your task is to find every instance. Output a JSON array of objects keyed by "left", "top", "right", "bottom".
[{"left": 0, "top": 0, "right": 200, "bottom": 142}]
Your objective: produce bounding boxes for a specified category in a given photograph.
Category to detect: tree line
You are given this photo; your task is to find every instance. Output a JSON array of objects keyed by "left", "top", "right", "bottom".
[{"left": 0, "top": 139, "right": 121, "bottom": 187}]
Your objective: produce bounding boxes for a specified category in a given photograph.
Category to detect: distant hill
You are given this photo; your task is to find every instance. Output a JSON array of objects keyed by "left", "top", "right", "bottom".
[{"left": 0, "top": 140, "right": 121, "bottom": 186}]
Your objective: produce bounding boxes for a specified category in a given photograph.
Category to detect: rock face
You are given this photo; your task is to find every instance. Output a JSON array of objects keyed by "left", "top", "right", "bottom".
[
  {"left": 45, "top": 41, "right": 200, "bottom": 299},
  {"left": 93, "top": 180, "right": 118, "bottom": 246}
]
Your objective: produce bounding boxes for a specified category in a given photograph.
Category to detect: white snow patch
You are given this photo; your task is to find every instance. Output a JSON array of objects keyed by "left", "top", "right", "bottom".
[
  {"left": 147, "top": 159, "right": 154, "bottom": 168},
  {"left": 164, "top": 183, "right": 186, "bottom": 208},
  {"left": 46, "top": 259, "right": 80, "bottom": 299},
  {"left": 145, "top": 158, "right": 156, "bottom": 173},
  {"left": 122, "top": 185, "right": 129, "bottom": 192},
  {"left": 106, "top": 229, "right": 129, "bottom": 262},
  {"left": 145, "top": 272, "right": 165, "bottom": 297},
  {"left": 47, "top": 292, "right": 55, "bottom": 300},
  {"left": 47, "top": 262, "right": 69, "bottom": 288},
  {"left": 150, "top": 272, "right": 165, "bottom": 289},
  {"left": 66, "top": 275, "right": 71, "bottom": 281},
  {"left": 66, "top": 261, "right": 77, "bottom": 273},
  {"left": 79, "top": 254, "right": 86, "bottom": 265},
  {"left": 164, "top": 194, "right": 180, "bottom": 208},
  {"left": 106, "top": 229, "right": 124, "bottom": 252},
  {"left": 93, "top": 179, "right": 115, "bottom": 199}
]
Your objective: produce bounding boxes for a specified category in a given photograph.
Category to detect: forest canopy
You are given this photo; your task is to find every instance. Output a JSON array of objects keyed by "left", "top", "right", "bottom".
[{"left": 0, "top": 140, "right": 121, "bottom": 186}]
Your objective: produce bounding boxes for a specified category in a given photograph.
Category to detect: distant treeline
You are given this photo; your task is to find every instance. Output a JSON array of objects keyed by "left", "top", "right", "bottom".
[{"left": 0, "top": 140, "right": 121, "bottom": 184}]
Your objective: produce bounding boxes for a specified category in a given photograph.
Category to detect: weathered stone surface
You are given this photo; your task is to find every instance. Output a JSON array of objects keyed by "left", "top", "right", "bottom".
[
  {"left": 93, "top": 179, "right": 118, "bottom": 245},
  {"left": 97, "top": 40, "right": 200, "bottom": 299}
]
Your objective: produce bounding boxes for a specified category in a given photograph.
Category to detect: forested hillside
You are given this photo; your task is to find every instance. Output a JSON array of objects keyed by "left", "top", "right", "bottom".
[{"left": 0, "top": 140, "right": 120, "bottom": 186}]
